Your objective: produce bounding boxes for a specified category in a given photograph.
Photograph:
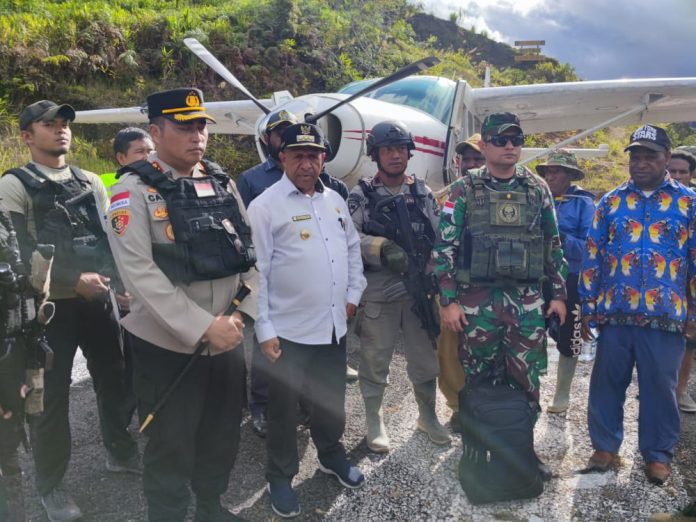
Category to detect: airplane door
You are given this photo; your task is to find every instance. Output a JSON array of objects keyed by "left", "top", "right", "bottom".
[{"left": 444, "top": 80, "right": 477, "bottom": 186}]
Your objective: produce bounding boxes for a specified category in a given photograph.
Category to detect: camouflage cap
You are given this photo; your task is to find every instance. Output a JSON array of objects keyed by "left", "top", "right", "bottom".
[
  {"left": 535, "top": 149, "right": 584, "bottom": 181},
  {"left": 455, "top": 133, "right": 482, "bottom": 154},
  {"left": 481, "top": 112, "right": 522, "bottom": 136}
]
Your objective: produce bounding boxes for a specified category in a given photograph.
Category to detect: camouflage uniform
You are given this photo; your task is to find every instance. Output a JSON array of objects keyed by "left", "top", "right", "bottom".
[{"left": 431, "top": 165, "right": 568, "bottom": 406}]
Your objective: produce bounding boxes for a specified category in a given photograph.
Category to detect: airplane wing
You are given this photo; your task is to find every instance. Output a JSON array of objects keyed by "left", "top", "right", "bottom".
[
  {"left": 75, "top": 99, "right": 270, "bottom": 135},
  {"left": 468, "top": 78, "right": 696, "bottom": 134}
]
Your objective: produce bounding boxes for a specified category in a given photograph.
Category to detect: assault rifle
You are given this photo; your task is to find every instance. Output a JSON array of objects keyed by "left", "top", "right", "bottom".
[
  {"left": 0, "top": 209, "right": 55, "bottom": 449},
  {"left": 372, "top": 194, "right": 440, "bottom": 349}
]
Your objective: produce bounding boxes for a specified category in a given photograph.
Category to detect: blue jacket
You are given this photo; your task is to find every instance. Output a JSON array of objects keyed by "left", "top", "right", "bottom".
[
  {"left": 579, "top": 175, "right": 696, "bottom": 333},
  {"left": 555, "top": 185, "right": 595, "bottom": 274},
  {"left": 237, "top": 158, "right": 283, "bottom": 207},
  {"left": 237, "top": 157, "right": 349, "bottom": 206}
]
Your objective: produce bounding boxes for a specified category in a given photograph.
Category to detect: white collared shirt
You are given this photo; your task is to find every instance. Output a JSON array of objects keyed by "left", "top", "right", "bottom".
[{"left": 248, "top": 174, "right": 366, "bottom": 345}]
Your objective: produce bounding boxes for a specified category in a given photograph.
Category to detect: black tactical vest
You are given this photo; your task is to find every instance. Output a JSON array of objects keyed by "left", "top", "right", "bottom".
[
  {"left": 359, "top": 177, "right": 436, "bottom": 254},
  {"left": 457, "top": 169, "right": 545, "bottom": 286},
  {"left": 121, "top": 159, "right": 255, "bottom": 284},
  {"left": 3, "top": 164, "right": 104, "bottom": 273}
]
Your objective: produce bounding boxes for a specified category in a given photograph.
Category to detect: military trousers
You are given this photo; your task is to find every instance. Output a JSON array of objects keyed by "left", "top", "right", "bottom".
[
  {"left": 588, "top": 325, "right": 684, "bottom": 464},
  {"left": 266, "top": 336, "right": 347, "bottom": 483},
  {"left": 28, "top": 297, "right": 137, "bottom": 496},
  {"left": 437, "top": 328, "right": 466, "bottom": 412},
  {"left": 460, "top": 289, "right": 546, "bottom": 406},
  {"left": 357, "top": 299, "right": 439, "bottom": 398},
  {"left": 130, "top": 334, "right": 245, "bottom": 522}
]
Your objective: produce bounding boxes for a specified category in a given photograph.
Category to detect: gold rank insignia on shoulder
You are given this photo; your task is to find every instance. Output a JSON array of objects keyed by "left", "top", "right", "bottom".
[
  {"left": 300, "top": 229, "right": 311, "bottom": 240},
  {"left": 292, "top": 214, "right": 311, "bottom": 221}
]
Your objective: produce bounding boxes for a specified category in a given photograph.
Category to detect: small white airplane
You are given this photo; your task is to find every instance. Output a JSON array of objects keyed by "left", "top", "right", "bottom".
[{"left": 75, "top": 38, "right": 696, "bottom": 191}]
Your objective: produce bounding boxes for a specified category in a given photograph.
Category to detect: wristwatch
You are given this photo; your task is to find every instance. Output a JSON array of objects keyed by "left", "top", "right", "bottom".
[{"left": 439, "top": 296, "right": 458, "bottom": 307}]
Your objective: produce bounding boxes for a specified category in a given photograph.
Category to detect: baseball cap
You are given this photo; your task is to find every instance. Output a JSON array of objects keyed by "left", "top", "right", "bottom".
[
  {"left": 481, "top": 112, "right": 522, "bottom": 136},
  {"left": 280, "top": 123, "right": 327, "bottom": 151},
  {"left": 455, "top": 133, "right": 482, "bottom": 154},
  {"left": 624, "top": 125, "right": 671, "bottom": 153},
  {"left": 19, "top": 100, "right": 75, "bottom": 131},
  {"left": 535, "top": 149, "right": 584, "bottom": 181},
  {"left": 147, "top": 88, "right": 215, "bottom": 123}
]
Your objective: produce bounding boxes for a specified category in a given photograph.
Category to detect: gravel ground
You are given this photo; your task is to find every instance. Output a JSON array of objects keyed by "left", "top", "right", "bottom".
[{"left": 16, "top": 334, "right": 696, "bottom": 521}]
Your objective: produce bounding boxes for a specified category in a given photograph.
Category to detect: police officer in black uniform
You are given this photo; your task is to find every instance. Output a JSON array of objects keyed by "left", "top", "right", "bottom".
[
  {"left": 0, "top": 100, "right": 139, "bottom": 522},
  {"left": 107, "top": 88, "right": 257, "bottom": 522}
]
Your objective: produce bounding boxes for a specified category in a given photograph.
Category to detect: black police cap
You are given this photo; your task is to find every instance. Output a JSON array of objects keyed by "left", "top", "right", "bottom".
[
  {"left": 147, "top": 88, "right": 216, "bottom": 123},
  {"left": 280, "top": 123, "right": 327, "bottom": 152}
]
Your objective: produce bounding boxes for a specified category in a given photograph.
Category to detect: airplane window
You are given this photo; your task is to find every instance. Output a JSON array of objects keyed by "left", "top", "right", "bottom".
[{"left": 338, "top": 76, "right": 456, "bottom": 125}]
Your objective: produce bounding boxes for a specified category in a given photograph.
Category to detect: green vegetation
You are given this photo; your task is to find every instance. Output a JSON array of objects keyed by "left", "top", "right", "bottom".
[{"left": 0, "top": 0, "right": 693, "bottom": 194}]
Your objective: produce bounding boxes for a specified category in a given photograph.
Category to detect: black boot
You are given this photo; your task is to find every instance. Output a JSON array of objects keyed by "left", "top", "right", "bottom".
[{"left": 194, "top": 497, "right": 245, "bottom": 522}]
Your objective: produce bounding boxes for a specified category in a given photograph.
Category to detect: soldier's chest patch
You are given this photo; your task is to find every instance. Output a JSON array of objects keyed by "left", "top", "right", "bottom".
[
  {"left": 496, "top": 201, "right": 520, "bottom": 224},
  {"left": 110, "top": 209, "right": 131, "bottom": 236}
]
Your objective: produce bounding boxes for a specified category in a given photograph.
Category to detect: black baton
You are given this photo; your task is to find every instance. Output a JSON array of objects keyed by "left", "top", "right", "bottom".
[{"left": 139, "top": 283, "right": 251, "bottom": 432}]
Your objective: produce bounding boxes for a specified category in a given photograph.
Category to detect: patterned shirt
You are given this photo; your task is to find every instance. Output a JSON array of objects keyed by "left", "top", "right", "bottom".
[
  {"left": 579, "top": 175, "right": 696, "bottom": 333},
  {"left": 431, "top": 165, "right": 568, "bottom": 312}
]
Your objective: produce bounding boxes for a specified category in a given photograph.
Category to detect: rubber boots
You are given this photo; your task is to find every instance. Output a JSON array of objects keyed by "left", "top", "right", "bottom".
[
  {"left": 363, "top": 395, "right": 390, "bottom": 453},
  {"left": 0, "top": 473, "right": 25, "bottom": 522},
  {"left": 413, "top": 380, "right": 450, "bottom": 445},
  {"left": 548, "top": 355, "right": 578, "bottom": 414}
]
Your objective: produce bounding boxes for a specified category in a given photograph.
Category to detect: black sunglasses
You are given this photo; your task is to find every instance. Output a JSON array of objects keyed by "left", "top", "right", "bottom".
[{"left": 485, "top": 135, "right": 525, "bottom": 147}]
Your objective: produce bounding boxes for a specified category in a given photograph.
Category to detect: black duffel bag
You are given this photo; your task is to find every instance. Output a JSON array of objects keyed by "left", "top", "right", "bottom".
[{"left": 457, "top": 356, "right": 543, "bottom": 504}]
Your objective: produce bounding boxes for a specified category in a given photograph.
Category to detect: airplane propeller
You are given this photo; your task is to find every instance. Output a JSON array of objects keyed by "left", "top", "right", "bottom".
[
  {"left": 183, "top": 37, "right": 271, "bottom": 115},
  {"left": 304, "top": 55, "right": 440, "bottom": 124}
]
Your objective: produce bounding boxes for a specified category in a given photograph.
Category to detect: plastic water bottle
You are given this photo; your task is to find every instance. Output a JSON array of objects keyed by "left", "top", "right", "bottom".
[{"left": 578, "top": 328, "right": 597, "bottom": 362}]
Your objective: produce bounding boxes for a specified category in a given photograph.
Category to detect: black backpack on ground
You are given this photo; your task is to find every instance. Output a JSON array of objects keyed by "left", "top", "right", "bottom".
[{"left": 457, "top": 355, "right": 543, "bottom": 504}]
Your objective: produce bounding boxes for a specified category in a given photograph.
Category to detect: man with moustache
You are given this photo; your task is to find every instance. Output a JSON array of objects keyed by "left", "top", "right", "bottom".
[
  {"left": 247, "top": 123, "right": 366, "bottom": 518},
  {"left": 347, "top": 120, "right": 450, "bottom": 453},
  {"left": 0, "top": 100, "right": 138, "bottom": 522},
  {"left": 107, "top": 88, "right": 257, "bottom": 521},
  {"left": 579, "top": 125, "right": 696, "bottom": 485}
]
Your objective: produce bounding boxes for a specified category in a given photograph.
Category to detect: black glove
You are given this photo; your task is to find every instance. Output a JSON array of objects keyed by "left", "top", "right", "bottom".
[{"left": 380, "top": 240, "right": 408, "bottom": 274}]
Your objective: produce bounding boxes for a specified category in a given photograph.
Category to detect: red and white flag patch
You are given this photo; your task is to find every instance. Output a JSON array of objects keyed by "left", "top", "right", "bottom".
[
  {"left": 194, "top": 181, "right": 215, "bottom": 198},
  {"left": 109, "top": 191, "right": 130, "bottom": 211},
  {"left": 442, "top": 200, "right": 455, "bottom": 215}
]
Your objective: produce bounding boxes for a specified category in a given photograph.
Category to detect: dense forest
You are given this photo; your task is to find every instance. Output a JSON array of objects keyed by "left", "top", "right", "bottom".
[{"left": 1, "top": 0, "right": 694, "bottom": 193}]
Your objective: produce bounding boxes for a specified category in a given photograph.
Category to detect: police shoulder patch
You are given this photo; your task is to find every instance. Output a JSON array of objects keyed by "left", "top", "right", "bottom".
[{"left": 110, "top": 209, "right": 131, "bottom": 236}]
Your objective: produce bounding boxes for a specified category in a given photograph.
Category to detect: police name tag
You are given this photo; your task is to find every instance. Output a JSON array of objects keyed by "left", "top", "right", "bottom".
[
  {"left": 292, "top": 214, "right": 311, "bottom": 221},
  {"left": 194, "top": 181, "right": 215, "bottom": 198}
]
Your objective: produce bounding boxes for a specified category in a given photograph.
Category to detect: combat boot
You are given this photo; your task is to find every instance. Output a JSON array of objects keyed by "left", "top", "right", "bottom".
[
  {"left": 363, "top": 395, "right": 390, "bottom": 453},
  {"left": 413, "top": 380, "right": 450, "bottom": 445},
  {"left": 548, "top": 355, "right": 578, "bottom": 414},
  {"left": 0, "top": 472, "right": 25, "bottom": 522}
]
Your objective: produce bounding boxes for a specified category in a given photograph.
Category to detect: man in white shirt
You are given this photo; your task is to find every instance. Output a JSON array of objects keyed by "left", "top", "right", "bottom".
[{"left": 247, "top": 123, "right": 367, "bottom": 519}]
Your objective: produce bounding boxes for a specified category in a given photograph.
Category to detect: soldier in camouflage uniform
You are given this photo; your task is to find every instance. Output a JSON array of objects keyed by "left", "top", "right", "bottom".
[
  {"left": 348, "top": 121, "right": 450, "bottom": 453},
  {"left": 432, "top": 112, "right": 568, "bottom": 412}
]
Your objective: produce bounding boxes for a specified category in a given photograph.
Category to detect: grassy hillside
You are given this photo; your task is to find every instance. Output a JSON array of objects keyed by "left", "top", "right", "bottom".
[{"left": 1, "top": 0, "right": 694, "bottom": 194}]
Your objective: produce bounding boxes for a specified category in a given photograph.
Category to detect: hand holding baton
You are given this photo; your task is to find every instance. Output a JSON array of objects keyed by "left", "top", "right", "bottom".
[{"left": 139, "top": 283, "right": 252, "bottom": 432}]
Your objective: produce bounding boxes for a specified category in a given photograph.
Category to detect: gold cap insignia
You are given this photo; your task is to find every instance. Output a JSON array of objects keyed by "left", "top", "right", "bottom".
[
  {"left": 300, "top": 125, "right": 311, "bottom": 135},
  {"left": 186, "top": 91, "right": 201, "bottom": 107}
]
